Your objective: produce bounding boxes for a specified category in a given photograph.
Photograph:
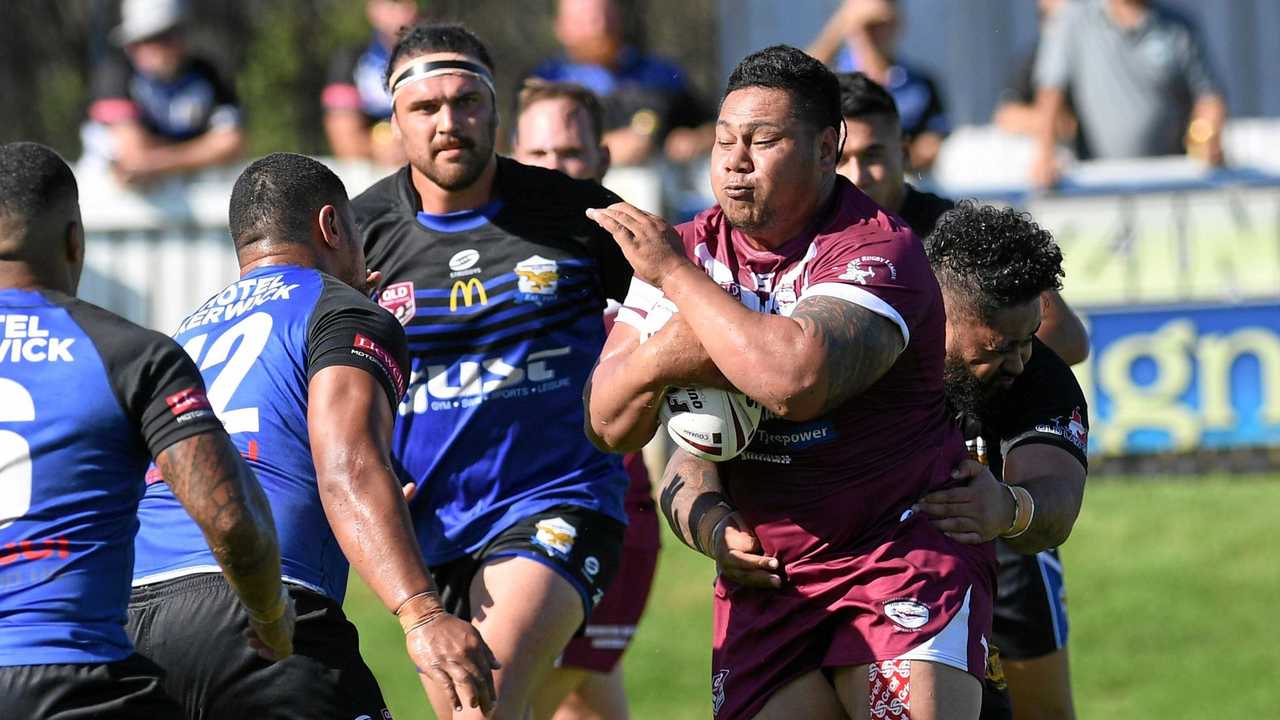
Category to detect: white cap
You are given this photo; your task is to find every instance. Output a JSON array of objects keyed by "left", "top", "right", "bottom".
[{"left": 112, "top": 0, "right": 186, "bottom": 45}]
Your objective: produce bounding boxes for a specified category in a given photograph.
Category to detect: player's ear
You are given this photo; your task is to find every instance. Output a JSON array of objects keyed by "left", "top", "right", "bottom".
[
  {"left": 391, "top": 110, "right": 402, "bottom": 143},
  {"left": 817, "top": 125, "right": 839, "bottom": 171},
  {"left": 64, "top": 218, "right": 85, "bottom": 294},
  {"left": 317, "top": 204, "right": 343, "bottom": 252}
]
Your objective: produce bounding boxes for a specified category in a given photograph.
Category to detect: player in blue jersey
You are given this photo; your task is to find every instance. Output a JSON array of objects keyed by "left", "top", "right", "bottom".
[
  {"left": 354, "top": 24, "right": 633, "bottom": 720},
  {"left": 0, "top": 142, "right": 292, "bottom": 718},
  {"left": 128, "top": 153, "right": 498, "bottom": 719}
]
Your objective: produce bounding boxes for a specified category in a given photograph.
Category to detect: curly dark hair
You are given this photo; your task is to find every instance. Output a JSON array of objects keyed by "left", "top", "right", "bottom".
[
  {"left": 926, "top": 201, "right": 1064, "bottom": 320},
  {"left": 723, "top": 45, "right": 841, "bottom": 137}
]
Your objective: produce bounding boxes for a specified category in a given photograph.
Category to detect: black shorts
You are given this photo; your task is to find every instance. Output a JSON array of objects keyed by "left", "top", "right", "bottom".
[
  {"left": 992, "top": 543, "right": 1069, "bottom": 661},
  {"left": 127, "top": 573, "right": 390, "bottom": 719},
  {"left": 429, "top": 504, "right": 626, "bottom": 623},
  {"left": 0, "top": 654, "right": 181, "bottom": 719}
]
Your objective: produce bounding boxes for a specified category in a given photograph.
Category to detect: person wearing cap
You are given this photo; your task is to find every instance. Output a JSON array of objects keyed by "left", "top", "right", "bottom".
[
  {"left": 82, "top": 0, "right": 243, "bottom": 187},
  {"left": 352, "top": 22, "right": 634, "bottom": 720},
  {"left": 322, "top": 0, "right": 419, "bottom": 167}
]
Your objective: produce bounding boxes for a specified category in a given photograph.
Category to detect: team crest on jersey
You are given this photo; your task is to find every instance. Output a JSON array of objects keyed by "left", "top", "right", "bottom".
[
  {"left": 532, "top": 517, "right": 577, "bottom": 559},
  {"left": 839, "top": 255, "right": 897, "bottom": 285},
  {"left": 514, "top": 255, "right": 559, "bottom": 304},
  {"left": 883, "top": 599, "right": 931, "bottom": 630},
  {"left": 378, "top": 282, "right": 416, "bottom": 326},
  {"left": 1034, "top": 407, "right": 1088, "bottom": 453}
]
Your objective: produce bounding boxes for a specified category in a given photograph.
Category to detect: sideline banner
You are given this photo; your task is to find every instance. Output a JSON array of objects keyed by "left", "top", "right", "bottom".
[{"left": 1078, "top": 301, "right": 1280, "bottom": 456}]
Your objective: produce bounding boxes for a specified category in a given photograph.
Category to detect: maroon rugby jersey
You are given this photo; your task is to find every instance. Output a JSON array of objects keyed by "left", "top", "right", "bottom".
[{"left": 619, "top": 178, "right": 966, "bottom": 559}]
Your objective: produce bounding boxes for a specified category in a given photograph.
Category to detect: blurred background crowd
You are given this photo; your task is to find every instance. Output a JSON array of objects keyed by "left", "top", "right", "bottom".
[{"left": 2, "top": 0, "right": 1280, "bottom": 469}]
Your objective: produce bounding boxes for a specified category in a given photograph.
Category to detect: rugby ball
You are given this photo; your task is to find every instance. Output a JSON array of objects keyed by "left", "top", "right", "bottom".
[{"left": 659, "top": 386, "right": 762, "bottom": 462}]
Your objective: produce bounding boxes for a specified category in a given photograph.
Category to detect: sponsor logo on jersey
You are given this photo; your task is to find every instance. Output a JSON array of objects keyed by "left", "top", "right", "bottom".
[
  {"left": 883, "top": 599, "right": 931, "bottom": 630},
  {"left": 449, "top": 277, "right": 488, "bottom": 312},
  {"left": 514, "top": 255, "right": 559, "bottom": 304},
  {"left": 711, "top": 669, "right": 730, "bottom": 717},
  {"left": 1034, "top": 407, "right": 1089, "bottom": 453},
  {"left": 839, "top": 255, "right": 897, "bottom": 285},
  {"left": 176, "top": 273, "right": 300, "bottom": 334},
  {"left": 0, "top": 314, "right": 74, "bottom": 363},
  {"left": 448, "top": 248, "right": 482, "bottom": 278},
  {"left": 353, "top": 333, "right": 407, "bottom": 397},
  {"left": 378, "top": 281, "right": 416, "bottom": 326},
  {"left": 400, "top": 346, "right": 572, "bottom": 413},
  {"left": 583, "top": 555, "right": 600, "bottom": 578},
  {"left": 165, "top": 386, "right": 213, "bottom": 423},
  {"left": 532, "top": 517, "right": 577, "bottom": 559},
  {"left": 753, "top": 420, "right": 837, "bottom": 449}
]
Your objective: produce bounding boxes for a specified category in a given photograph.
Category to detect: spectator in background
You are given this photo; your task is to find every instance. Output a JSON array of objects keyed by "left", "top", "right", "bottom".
[
  {"left": 528, "top": 0, "right": 714, "bottom": 167},
  {"left": 1030, "top": 0, "right": 1227, "bottom": 188},
  {"left": 837, "top": 72, "right": 1089, "bottom": 366},
  {"left": 809, "top": 0, "right": 948, "bottom": 172},
  {"left": 82, "top": 0, "right": 243, "bottom": 186},
  {"left": 511, "top": 79, "right": 662, "bottom": 720},
  {"left": 322, "top": 0, "right": 419, "bottom": 166},
  {"left": 993, "top": 0, "right": 1086, "bottom": 159}
]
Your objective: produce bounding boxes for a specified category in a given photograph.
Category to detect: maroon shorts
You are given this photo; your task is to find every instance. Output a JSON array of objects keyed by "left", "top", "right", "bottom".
[
  {"left": 711, "top": 512, "right": 996, "bottom": 720},
  {"left": 558, "top": 497, "right": 660, "bottom": 673}
]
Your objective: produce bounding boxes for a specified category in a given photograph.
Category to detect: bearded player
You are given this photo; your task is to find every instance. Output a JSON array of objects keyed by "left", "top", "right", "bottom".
[
  {"left": 586, "top": 46, "right": 993, "bottom": 719},
  {"left": 353, "top": 24, "right": 633, "bottom": 719},
  {"left": 512, "top": 79, "right": 660, "bottom": 720}
]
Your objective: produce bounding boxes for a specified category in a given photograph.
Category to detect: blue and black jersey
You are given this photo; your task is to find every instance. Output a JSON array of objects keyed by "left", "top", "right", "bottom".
[
  {"left": 0, "top": 289, "right": 222, "bottom": 666},
  {"left": 132, "top": 266, "right": 409, "bottom": 604},
  {"left": 354, "top": 157, "right": 632, "bottom": 565}
]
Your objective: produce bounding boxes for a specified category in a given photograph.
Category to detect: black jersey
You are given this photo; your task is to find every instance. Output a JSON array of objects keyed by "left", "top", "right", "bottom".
[
  {"left": 0, "top": 288, "right": 222, "bottom": 665},
  {"left": 897, "top": 184, "right": 956, "bottom": 240},
  {"left": 354, "top": 157, "right": 632, "bottom": 564}
]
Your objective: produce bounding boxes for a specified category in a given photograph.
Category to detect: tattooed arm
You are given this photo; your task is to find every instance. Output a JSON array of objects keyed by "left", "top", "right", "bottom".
[
  {"left": 659, "top": 449, "right": 782, "bottom": 588},
  {"left": 156, "top": 431, "right": 294, "bottom": 659}
]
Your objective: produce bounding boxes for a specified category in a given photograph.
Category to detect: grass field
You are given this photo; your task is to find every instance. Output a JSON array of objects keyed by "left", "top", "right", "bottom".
[{"left": 344, "top": 477, "right": 1280, "bottom": 719}]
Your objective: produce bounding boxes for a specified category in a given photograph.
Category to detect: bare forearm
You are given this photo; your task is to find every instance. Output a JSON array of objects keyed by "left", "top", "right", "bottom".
[
  {"left": 319, "top": 457, "right": 435, "bottom": 613},
  {"left": 586, "top": 345, "right": 665, "bottom": 453},
  {"left": 806, "top": 10, "right": 847, "bottom": 65},
  {"left": 662, "top": 264, "right": 818, "bottom": 416},
  {"left": 143, "top": 128, "right": 243, "bottom": 173},
  {"left": 658, "top": 449, "right": 734, "bottom": 556},
  {"left": 1001, "top": 446, "right": 1086, "bottom": 553},
  {"left": 1037, "top": 290, "right": 1089, "bottom": 365},
  {"left": 1191, "top": 95, "right": 1226, "bottom": 133},
  {"left": 1033, "top": 87, "right": 1066, "bottom": 155},
  {"left": 158, "top": 434, "right": 283, "bottom": 614}
]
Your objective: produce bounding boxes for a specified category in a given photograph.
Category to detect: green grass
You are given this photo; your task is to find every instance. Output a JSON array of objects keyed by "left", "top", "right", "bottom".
[{"left": 344, "top": 477, "right": 1280, "bottom": 719}]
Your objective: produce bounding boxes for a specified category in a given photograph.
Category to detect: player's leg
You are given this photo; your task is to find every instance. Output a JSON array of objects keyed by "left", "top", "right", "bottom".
[
  {"left": 748, "top": 670, "right": 849, "bottom": 720},
  {"left": 833, "top": 660, "right": 981, "bottom": 720},
  {"left": 991, "top": 547, "right": 1073, "bottom": 720},
  {"left": 447, "top": 556, "right": 585, "bottom": 720},
  {"left": 1002, "top": 649, "right": 1074, "bottom": 720},
  {"left": 547, "top": 664, "right": 629, "bottom": 720}
]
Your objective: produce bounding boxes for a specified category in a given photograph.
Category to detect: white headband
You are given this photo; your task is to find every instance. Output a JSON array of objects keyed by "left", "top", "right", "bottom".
[{"left": 389, "top": 58, "right": 497, "bottom": 103}]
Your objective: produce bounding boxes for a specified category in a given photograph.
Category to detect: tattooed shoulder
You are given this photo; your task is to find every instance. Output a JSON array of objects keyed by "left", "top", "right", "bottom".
[{"left": 790, "top": 296, "right": 904, "bottom": 414}]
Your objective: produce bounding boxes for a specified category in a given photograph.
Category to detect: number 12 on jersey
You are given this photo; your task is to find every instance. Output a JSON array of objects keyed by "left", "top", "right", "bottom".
[{"left": 181, "top": 312, "right": 273, "bottom": 435}]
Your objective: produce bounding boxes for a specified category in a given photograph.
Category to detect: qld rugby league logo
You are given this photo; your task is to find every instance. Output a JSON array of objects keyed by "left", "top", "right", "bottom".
[{"left": 378, "top": 281, "right": 416, "bottom": 326}]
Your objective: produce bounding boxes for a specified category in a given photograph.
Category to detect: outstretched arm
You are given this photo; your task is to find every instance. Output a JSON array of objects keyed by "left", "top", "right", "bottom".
[
  {"left": 309, "top": 365, "right": 499, "bottom": 716},
  {"left": 156, "top": 430, "right": 294, "bottom": 660}
]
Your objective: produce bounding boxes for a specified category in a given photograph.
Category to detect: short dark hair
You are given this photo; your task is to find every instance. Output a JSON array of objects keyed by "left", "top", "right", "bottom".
[
  {"left": 837, "top": 72, "right": 899, "bottom": 122},
  {"left": 385, "top": 23, "right": 494, "bottom": 89},
  {"left": 228, "top": 153, "right": 349, "bottom": 252},
  {"left": 927, "top": 201, "right": 1064, "bottom": 320},
  {"left": 516, "top": 79, "right": 605, "bottom": 144},
  {"left": 0, "top": 142, "right": 78, "bottom": 238},
  {"left": 723, "top": 45, "right": 841, "bottom": 136}
]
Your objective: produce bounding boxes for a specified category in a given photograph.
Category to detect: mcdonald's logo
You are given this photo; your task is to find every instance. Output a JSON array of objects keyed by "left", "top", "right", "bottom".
[{"left": 449, "top": 277, "right": 488, "bottom": 312}]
